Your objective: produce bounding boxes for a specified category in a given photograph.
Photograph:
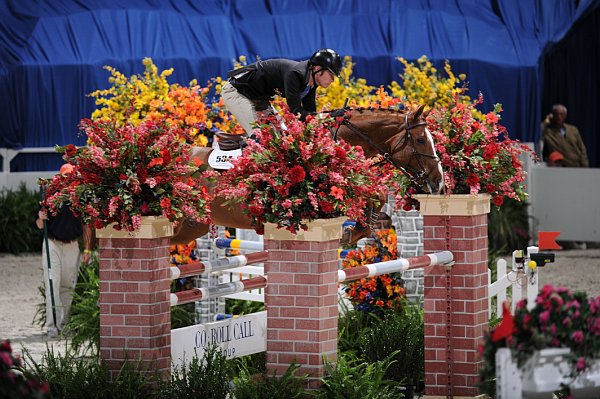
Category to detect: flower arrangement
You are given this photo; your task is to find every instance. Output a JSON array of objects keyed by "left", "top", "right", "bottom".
[
  {"left": 394, "top": 95, "right": 533, "bottom": 210},
  {"left": 479, "top": 285, "right": 600, "bottom": 397},
  {"left": 342, "top": 229, "right": 406, "bottom": 313},
  {"left": 89, "top": 58, "right": 243, "bottom": 146},
  {"left": 216, "top": 102, "right": 389, "bottom": 234},
  {"left": 1, "top": 339, "right": 50, "bottom": 398},
  {"left": 170, "top": 241, "right": 200, "bottom": 291},
  {"left": 389, "top": 55, "right": 470, "bottom": 109},
  {"left": 40, "top": 117, "right": 213, "bottom": 232}
]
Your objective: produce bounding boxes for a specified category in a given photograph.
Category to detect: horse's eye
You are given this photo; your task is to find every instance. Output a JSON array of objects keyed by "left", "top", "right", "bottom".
[{"left": 416, "top": 137, "right": 427, "bottom": 145}]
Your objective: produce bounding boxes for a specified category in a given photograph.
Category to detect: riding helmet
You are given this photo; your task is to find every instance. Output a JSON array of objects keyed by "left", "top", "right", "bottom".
[{"left": 309, "top": 49, "right": 342, "bottom": 77}]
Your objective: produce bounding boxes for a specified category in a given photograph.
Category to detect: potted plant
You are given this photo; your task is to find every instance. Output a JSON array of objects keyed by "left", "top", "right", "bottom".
[
  {"left": 40, "top": 117, "right": 213, "bottom": 232},
  {"left": 480, "top": 285, "right": 600, "bottom": 397},
  {"left": 216, "top": 103, "right": 388, "bottom": 235}
]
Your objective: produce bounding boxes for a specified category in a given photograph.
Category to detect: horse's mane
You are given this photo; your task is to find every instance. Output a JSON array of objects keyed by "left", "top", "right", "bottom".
[{"left": 349, "top": 107, "right": 414, "bottom": 117}]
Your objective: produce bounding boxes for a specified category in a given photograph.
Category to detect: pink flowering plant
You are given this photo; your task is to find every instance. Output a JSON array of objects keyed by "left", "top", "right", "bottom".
[
  {"left": 1, "top": 339, "right": 50, "bottom": 398},
  {"left": 479, "top": 285, "right": 600, "bottom": 396},
  {"left": 216, "top": 103, "right": 388, "bottom": 234},
  {"left": 395, "top": 95, "right": 534, "bottom": 211},
  {"left": 40, "top": 117, "right": 213, "bottom": 232}
]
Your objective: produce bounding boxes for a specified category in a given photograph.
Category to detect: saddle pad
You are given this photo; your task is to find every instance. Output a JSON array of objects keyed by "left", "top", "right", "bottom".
[{"left": 208, "top": 147, "right": 242, "bottom": 170}]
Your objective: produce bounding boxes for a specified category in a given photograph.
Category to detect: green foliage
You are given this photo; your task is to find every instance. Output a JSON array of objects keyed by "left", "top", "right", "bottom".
[
  {"left": 359, "top": 306, "right": 424, "bottom": 388},
  {"left": 0, "top": 184, "right": 42, "bottom": 254},
  {"left": 337, "top": 301, "right": 382, "bottom": 354},
  {"left": 63, "top": 255, "right": 100, "bottom": 352},
  {"left": 314, "top": 351, "right": 403, "bottom": 399},
  {"left": 233, "top": 363, "right": 307, "bottom": 399},
  {"left": 488, "top": 198, "right": 530, "bottom": 255},
  {"left": 26, "top": 345, "right": 156, "bottom": 399},
  {"left": 226, "top": 299, "right": 265, "bottom": 315},
  {"left": 159, "top": 345, "right": 234, "bottom": 399},
  {"left": 171, "top": 303, "right": 197, "bottom": 329}
]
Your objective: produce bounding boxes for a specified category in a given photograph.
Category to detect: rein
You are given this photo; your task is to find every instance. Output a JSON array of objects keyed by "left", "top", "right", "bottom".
[{"left": 338, "top": 111, "right": 437, "bottom": 188}]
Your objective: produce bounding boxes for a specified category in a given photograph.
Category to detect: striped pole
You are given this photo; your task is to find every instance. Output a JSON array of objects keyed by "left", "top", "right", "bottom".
[
  {"left": 214, "top": 238, "right": 264, "bottom": 251},
  {"left": 338, "top": 251, "right": 453, "bottom": 282},
  {"left": 171, "top": 276, "right": 267, "bottom": 306},
  {"left": 171, "top": 251, "right": 453, "bottom": 305},
  {"left": 170, "top": 251, "right": 268, "bottom": 279}
]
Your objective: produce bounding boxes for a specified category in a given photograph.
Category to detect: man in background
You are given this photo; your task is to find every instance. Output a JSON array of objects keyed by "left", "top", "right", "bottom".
[
  {"left": 541, "top": 104, "right": 589, "bottom": 167},
  {"left": 36, "top": 164, "right": 93, "bottom": 337}
]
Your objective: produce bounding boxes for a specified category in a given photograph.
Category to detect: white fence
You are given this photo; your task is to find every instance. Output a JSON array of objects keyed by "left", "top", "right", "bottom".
[{"left": 488, "top": 246, "right": 541, "bottom": 318}]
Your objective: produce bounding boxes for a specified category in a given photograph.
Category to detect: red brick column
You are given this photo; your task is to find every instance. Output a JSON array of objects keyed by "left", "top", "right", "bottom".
[
  {"left": 96, "top": 216, "right": 173, "bottom": 381},
  {"left": 414, "top": 194, "right": 490, "bottom": 398},
  {"left": 263, "top": 217, "right": 345, "bottom": 390}
]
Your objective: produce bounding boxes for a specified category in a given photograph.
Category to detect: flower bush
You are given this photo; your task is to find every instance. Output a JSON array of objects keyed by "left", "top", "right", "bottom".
[
  {"left": 343, "top": 229, "right": 406, "bottom": 313},
  {"left": 479, "top": 285, "right": 600, "bottom": 397},
  {"left": 216, "top": 103, "right": 388, "bottom": 234},
  {"left": 40, "top": 118, "right": 213, "bottom": 232},
  {"left": 1, "top": 339, "right": 50, "bottom": 398}
]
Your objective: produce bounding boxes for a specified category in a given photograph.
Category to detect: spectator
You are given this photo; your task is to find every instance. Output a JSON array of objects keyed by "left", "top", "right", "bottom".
[
  {"left": 541, "top": 104, "right": 589, "bottom": 167},
  {"left": 36, "top": 164, "right": 94, "bottom": 337},
  {"left": 221, "top": 48, "right": 342, "bottom": 135}
]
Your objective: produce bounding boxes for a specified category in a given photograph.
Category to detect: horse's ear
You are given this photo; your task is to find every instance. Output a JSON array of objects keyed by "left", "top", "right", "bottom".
[{"left": 413, "top": 104, "right": 427, "bottom": 121}]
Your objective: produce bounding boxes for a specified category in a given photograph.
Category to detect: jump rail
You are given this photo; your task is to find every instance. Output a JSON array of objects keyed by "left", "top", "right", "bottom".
[
  {"left": 215, "top": 238, "right": 351, "bottom": 259},
  {"left": 171, "top": 250, "right": 454, "bottom": 306},
  {"left": 170, "top": 251, "right": 268, "bottom": 279}
]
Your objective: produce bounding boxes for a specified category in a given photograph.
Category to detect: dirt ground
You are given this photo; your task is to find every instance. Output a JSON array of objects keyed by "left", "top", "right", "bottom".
[{"left": 1, "top": 248, "right": 600, "bottom": 365}]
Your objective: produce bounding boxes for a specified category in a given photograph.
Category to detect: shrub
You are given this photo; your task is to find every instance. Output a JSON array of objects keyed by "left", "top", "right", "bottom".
[
  {"left": 359, "top": 306, "right": 424, "bottom": 390},
  {"left": 315, "top": 351, "right": 403, "bottom": 399},
  {"left": 0, "top": 184, "right": 42, "bottom": 254},
  {"left": 233, "top": 363, "right": 307, "bottom": 399}
]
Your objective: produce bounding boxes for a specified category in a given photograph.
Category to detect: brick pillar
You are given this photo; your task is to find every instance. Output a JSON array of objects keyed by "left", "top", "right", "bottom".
[
  {"left": 263, "top": 217, "right": 345, "bottom": 390},
  {"left": 96, "top": 216, "right": 173, "bottom": 381},
  {"left": 414, "top": 194, "right": 490, "bottom": 398}
]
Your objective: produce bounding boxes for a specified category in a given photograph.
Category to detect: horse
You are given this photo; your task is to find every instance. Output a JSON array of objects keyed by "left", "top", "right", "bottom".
[{"left": 171, "top": 105, "right": 443, "bottom": 245}]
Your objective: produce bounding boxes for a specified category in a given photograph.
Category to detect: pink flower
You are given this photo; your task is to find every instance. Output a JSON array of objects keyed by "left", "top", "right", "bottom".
[
  {"left": 330, "top": 186, "right": 345, "bottom": 201},
  {"left": 576, "top": 357, "right": 587, "bottom": 371},
  {"left": 571, "top": 330, "right": 584, "bottom": 344},
  {"left": 539, "top": 310, "right": 550, "bottom": 325}
]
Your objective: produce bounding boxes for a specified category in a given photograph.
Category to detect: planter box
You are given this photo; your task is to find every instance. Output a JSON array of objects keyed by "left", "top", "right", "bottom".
[
  {"left": 412, "top": 193, "right": 490, "bottom": 216},
  {"left": 496, "top": 348, "right": 600, "bottom": 399},
  {"left": 263, "top": 216, "right": 346, "bottom": 241},
  {"left": 95, "top": 216, "right": 173, "bottom": 239}
]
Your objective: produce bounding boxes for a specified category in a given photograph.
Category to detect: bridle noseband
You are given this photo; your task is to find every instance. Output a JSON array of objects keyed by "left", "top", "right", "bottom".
[{"left": 336, "top": 110, "right": 439, "bottom": 188}]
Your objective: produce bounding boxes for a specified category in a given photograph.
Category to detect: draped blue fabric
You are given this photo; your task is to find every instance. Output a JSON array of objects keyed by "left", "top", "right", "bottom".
[{"left": 1, "top": 0, "right": 598, "bottom": 170}]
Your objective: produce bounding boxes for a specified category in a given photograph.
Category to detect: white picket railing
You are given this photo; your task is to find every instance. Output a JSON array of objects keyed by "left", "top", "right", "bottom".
[{"left": 488, "top": 246, "right": 540, "bottom": 317}]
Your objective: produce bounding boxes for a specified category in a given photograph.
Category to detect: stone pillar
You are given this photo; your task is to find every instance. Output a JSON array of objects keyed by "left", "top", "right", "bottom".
[
  {"left": 414, "top": 194, "right": 490, "bottom": 398},
  {"left": 96, "top": 216, "right": 173, "bottom": 381},
  {"left": 263, "top": 217, "right": 345, "bottom": 390}
]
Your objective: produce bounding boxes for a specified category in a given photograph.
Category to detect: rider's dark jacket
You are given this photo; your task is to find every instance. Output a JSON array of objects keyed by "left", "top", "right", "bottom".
[{"left": 227, "top": 59, "right": 316, "bottom": 119}]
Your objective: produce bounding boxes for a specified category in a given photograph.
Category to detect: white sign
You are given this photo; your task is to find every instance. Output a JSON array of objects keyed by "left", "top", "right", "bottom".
[
  {"left": 171, "top": 311, "right": 267, "bottom": 369},
  {"left": 208, "top": 147, "right": 242, "bottom": 170}
]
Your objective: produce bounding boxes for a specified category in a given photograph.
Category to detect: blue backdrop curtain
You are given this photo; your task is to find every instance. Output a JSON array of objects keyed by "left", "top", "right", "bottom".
[{"left": 1, "top": 0, "right": 598, "bottom": 171}]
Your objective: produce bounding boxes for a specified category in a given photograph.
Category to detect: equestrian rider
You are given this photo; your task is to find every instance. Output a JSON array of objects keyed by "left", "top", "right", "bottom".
[{"left": 220, "top": 49, "right": 343, "bottom": 136}]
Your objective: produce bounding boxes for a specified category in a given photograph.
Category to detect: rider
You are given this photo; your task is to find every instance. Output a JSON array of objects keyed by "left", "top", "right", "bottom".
[{"left": 220, "top": 48, "right": 343, "bottom": 136}]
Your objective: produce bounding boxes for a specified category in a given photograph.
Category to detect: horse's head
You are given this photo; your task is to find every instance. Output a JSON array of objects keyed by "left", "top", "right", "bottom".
[{"left": 336, "top": 105, "right": 444, "bottom": 194}]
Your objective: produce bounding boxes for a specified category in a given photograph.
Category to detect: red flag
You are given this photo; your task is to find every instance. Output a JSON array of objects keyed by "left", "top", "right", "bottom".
[
  {"left": 491, "top": 302, "right": 514, "bottom": 342},
  {"left": 538, "top": 231, "right": 561, "bottom": 250}
]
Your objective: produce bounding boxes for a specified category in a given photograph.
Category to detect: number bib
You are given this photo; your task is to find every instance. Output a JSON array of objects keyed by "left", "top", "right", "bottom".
[{"left": 208, "top": 147, "right": 242, "bottom": 170}]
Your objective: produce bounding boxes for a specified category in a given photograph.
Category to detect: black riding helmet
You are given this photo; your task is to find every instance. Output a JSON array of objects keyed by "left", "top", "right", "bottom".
[{"left": 309, "top": 49, "right": 342, "bottom": 77}]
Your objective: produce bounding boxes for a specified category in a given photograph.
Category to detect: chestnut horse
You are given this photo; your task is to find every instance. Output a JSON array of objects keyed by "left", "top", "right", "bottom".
[{"left": 171, "top": 105, "right": 443, "bottom": 244}]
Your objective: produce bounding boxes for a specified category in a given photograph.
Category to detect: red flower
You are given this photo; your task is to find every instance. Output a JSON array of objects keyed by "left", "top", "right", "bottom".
[
  {"left": 483, "top": 143, "right": 499, "bottom": 160},
  {"left": 288, "top": 165, "right": 306, "bottom": 183},
  {"left": 148, "top": 157, "right": 163, "bottom": 168},
  {"left": 319, "top": 200, "right": 334, "bottom": 213},
  {"left": 65, "top": 144, "right": 77, "bottom": 157},
  {"left": 493, "top": 195, "right": 504, "bottom": 207},
  {"left": 334, "top": 146, "right": 347, "bottom": 159},
  {"left": 466, "top": 173, "right": 479, "bottom": 187}
]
